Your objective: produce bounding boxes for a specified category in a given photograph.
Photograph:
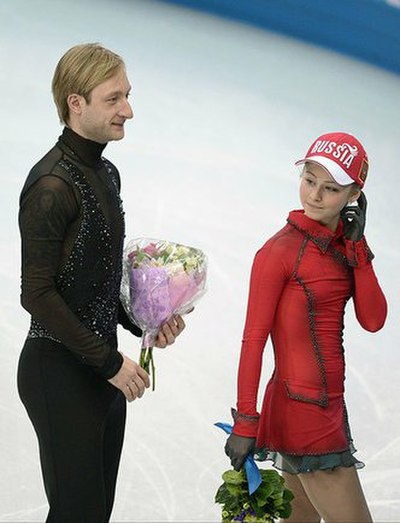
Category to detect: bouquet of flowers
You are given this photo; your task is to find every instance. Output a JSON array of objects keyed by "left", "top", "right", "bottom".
[
  {"left": 120, "top": 238, "right": 207, "bottom": 389},
  {"left": 215, "top": 423, "right": 293, "bottom": 522}
]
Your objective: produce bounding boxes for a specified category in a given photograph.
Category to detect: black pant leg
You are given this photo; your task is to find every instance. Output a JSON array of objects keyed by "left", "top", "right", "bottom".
[
  {"left": 103, "top": 393, "right": 126, "bottom": 521},
  {"left": 17, "top": 338, "right": 126, "bottom": 523}
]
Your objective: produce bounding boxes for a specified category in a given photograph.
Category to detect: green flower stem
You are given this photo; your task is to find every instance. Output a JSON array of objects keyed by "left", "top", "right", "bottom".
[
  {"left": 140, "top": 347, "right": 155, "bottom": 391},
  {"left": 150, "top": 350, "right": 156, "bottom": 391}
]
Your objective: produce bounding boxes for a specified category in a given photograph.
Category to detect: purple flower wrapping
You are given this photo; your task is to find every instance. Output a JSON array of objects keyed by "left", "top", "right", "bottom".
[
  {"left": 119, "top": 238, "right": 207, "bottom": 390},
  {"left": 129, "top": 266, "right": 173, "bottom": 347}
]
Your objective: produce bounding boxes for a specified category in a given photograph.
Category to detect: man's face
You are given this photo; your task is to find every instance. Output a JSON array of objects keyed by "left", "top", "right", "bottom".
[{"left": 74, "top": 67, "right": 133, "bottom": 144}]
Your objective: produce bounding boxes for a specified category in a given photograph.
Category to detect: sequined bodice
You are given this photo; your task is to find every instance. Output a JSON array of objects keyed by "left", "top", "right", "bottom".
[
  {"left": 28, "top": 157, "right": 124, "bottom": 345},
  {"left": 19, "top": 127, "right": 129, "bottom": 375}
]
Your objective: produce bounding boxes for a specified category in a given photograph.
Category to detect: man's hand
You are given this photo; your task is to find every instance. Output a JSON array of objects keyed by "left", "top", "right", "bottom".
[
  {"left": 108, "top": 353, "right": 150, "bottom": 402},
  {"left": 154, "top": 314, "right": 186, "bottom": 348},
  {"left": 225, "top": 433, "right": 256, "bottom": 471}
]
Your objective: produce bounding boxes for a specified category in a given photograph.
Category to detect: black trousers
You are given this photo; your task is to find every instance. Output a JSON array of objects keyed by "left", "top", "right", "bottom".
[{"left": 17, "top": 338, "right": 126, "bottom": 523}]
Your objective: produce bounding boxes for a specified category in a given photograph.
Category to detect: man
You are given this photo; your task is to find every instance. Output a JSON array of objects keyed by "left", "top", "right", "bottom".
[{"left": 17, "top": 43, "right": 185, "bottom": 522}]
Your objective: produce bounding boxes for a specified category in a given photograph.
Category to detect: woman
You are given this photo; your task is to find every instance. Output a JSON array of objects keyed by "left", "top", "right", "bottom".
[{"left": 225, "top": 132, "right": 387, "bottom": 522}]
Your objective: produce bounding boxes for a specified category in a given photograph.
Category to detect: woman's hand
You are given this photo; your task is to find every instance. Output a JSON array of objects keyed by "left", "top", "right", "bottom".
[
  {"left": 154, "top": 314, "right": 186, "bottom": 348},
  {"left": 341, "top": 191, "right": 367, "bottom": 241},
  {"left": 225, "top": 433, "right": 256, "bottom": 471}
]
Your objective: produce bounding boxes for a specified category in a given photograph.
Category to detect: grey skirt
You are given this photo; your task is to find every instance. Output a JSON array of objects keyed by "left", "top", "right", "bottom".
[{"left": 254, "top": 440, "right": 364, "bottom": 474}]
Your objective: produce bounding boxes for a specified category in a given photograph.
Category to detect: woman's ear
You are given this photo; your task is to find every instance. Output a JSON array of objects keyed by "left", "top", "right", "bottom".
[{"left": 348, "top": 187, "right": 361, "bottom": 204}]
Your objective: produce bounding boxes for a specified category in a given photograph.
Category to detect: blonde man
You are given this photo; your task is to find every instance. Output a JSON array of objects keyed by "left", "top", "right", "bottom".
[{"left": 18, "top": 43, "right": 185, "bottom": 522}]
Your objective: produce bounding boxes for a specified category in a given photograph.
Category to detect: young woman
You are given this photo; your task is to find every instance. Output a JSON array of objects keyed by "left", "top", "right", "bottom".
[{"left": 225, "top": 132, "right": 387, "bottom": 522}]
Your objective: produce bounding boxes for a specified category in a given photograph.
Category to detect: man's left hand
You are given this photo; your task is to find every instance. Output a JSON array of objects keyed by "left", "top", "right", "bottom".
[{"left": 155, "top": 315, "right": 186, "bottom": 348}]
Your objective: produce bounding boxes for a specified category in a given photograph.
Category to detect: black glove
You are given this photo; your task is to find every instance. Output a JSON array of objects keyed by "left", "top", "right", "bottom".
[
  {"left": 224, "top": 433, "right": 256, "bottom": 471},
  {"left": 341, "top": 191, "right": 367, "bottom": 241}
]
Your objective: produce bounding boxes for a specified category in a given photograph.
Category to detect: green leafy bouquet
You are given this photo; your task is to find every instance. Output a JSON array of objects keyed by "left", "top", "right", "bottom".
[
  {"left": 215, "top": 468, "right": 294, "bottom": 522},
  {"left": 214, "top": 423, "right": 293, "bottom": 522}
]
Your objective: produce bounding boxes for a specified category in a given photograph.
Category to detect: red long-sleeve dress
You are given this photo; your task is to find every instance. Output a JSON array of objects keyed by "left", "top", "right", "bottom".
[{"left": 233, "top": 210, "right": 387, "bottom": 460}]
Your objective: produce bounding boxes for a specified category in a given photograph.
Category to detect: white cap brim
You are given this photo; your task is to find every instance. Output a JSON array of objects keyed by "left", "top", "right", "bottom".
[{"left": 295, "top": 155, "right": 354, "bottom": 186}]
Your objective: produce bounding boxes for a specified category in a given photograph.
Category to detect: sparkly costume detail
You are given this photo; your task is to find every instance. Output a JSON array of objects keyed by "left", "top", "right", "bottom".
[
  {"left": 28, "top": 158, "right": 124, "bottom": 345},
  {"left": 231, "top": 408, "right": 260, "bottom": 425},
  {"left": 287, "top": 274, "right": 328, "bottom": 408}
]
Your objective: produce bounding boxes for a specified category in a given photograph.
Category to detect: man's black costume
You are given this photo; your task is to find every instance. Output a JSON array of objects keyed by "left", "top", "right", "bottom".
[{"left": 18, "top": 127, "right": 140, "bottom": 521}]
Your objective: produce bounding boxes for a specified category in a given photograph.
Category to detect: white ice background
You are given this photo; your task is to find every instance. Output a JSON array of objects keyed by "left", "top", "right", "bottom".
[{"left": 0, "top": 0, "right": 399, "bottom": 521}]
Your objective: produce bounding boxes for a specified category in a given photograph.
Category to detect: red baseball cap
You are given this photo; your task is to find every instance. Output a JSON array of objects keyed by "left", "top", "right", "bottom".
[{"left": 295, "top": 132, "right": 369, "bottom": 188}]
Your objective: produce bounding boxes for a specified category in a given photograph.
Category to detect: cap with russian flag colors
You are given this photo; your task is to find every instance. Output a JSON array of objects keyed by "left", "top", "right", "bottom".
[{"left": 295, "top": 132, "right": 369, "bottom": 188}]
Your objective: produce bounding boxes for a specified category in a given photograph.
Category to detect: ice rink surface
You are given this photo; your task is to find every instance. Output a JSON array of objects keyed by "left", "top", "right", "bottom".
[{"left": 0, "top": 0, "right": 399, "bottom": 520}]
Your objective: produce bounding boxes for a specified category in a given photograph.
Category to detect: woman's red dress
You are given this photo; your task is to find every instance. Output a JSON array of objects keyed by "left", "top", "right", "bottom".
[{"left": 233, "top": 210, "right": 387, "bottom": 456}]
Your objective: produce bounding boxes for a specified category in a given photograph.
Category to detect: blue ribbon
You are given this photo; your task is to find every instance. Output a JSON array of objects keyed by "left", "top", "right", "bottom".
[{"left": 215, "top": 422, "right": 262, "bottom": 495}]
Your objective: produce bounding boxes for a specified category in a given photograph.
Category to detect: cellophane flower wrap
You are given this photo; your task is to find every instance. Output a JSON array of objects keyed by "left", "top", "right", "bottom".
[{"left": 120, "top": 238, "right": 207, "bottom": 389}]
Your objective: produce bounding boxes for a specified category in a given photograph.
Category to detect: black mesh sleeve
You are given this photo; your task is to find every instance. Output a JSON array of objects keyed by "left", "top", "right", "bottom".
[{"left": 19, "top": 175, "right": 122, "bottom": 378}]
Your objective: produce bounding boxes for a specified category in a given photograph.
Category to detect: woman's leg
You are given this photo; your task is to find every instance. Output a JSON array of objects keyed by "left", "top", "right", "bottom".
[
  {"left": 280, "top": 471, "right": 321, "bottom": 523},
  {"left": 298, "top": 466, "right": 372, "bottom": 522}
]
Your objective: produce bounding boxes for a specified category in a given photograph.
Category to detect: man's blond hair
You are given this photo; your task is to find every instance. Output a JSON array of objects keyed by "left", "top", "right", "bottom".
[{"left": 52, "top": 43, "right": 125, "bottom": 124}]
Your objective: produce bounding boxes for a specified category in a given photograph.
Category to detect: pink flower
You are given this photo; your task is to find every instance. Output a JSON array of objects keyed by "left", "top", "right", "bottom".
[{"left": 142, "top": 243, "right": 158, "bottom": 256}]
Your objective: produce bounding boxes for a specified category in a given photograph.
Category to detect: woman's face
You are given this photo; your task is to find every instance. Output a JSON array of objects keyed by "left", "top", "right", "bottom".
[{"left": 299, "top": 162, "right": 360, "bottom": 231}]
